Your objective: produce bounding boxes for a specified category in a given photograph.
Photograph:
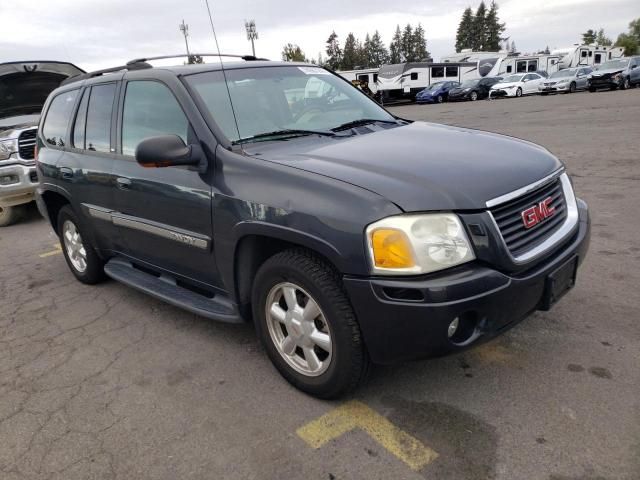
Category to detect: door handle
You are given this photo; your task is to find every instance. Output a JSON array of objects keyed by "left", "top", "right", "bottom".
[
  {"left": 116, "top": 177, "right": 132, "bottom": 190},
  {"left": 59, "top": 167, "right": 73, "bottom": 180}
]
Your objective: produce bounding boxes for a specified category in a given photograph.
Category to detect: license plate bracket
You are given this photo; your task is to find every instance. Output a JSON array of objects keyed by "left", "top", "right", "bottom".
[{"left": 540, "top": 256, "right": 578, "bottom": 310}]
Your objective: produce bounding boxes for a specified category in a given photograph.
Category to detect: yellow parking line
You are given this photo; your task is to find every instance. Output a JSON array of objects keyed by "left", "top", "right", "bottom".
[
  {"left": 297, "top": 400, "right": 438, "bottom": 471},
  {"left": 39, "top": 243, "right": 62, "bottom": 258}
]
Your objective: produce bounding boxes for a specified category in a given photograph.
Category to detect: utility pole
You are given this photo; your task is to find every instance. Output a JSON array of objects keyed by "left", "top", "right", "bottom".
[
  {"left": 245, "top": 19, "right": 258, "bottom": 56},
  {"left": 179, "top": 19, "right": 191, "bottom": 59}
]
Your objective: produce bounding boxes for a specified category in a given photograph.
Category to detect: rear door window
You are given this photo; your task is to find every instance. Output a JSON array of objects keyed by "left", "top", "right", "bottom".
[
  {"left": 121, "top": 81, "right": 189, "bottom": 157},
  {"left": 72, "top": 89, "right": 89, "bottom": 148},
  {"left": 42, "top": 89, "right": 79, "bottom": 147},
  {"left": 85, "top": 83, "right": 116, "bottom": 153}
]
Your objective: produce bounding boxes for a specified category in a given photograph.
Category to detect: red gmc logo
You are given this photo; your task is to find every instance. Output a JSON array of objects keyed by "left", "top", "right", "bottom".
[{"left": 521, "top": 197, "right": 555, "bottom": 229}]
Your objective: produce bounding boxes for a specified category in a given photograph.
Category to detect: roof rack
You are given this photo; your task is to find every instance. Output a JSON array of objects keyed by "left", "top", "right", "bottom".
[
  {"left": 126, "top": 53, "right": 269, "bottom": 64},
  {"left": 60, "top": 61, "right": 152, "bottom": 86},
  {"left": 60, "top": 53, "right": 267, "bottom": 86}
]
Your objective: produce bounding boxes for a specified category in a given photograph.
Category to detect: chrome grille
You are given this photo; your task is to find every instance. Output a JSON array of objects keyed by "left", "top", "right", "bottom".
[
  {"left": 490, "top": 178, "right": 567, "bottom": 257},
  {"left": 18, "top": 129, "right": 37, "bottom": 160}
]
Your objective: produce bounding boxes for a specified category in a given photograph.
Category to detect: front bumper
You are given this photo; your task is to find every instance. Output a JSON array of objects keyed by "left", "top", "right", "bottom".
[
  {"left": 539, "top": 84, "right": 569, "bottom": 93},
  {"left": 589, "top": 78, "right": 620, "bottom": 89},
  {"left": 0, "top": 164, "right": 38, "bottom": 207},
  {"left": 344, "top": 199, "right": 590, "bottom": 364},
  {"left": 490, "top": 89, "right": 515, "bottom": 98}
]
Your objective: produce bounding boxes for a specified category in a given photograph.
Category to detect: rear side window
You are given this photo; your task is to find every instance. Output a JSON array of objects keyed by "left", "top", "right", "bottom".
[
  {"left": 42, "top": 90, "right": 79, "bottom": 147},
  {"left": 121, "top": 81, "right": 189, "bottom": 157},
  {"left": 85, "top": 83, "right": 116, "bottom": 153}
]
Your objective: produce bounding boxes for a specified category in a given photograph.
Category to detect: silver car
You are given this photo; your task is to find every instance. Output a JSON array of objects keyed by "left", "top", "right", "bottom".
[{"left": 539, "top": 67, "right": 593, "bottom": 94}]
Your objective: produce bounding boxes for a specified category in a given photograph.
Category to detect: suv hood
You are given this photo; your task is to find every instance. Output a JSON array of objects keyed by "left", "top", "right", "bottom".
[
  {"left": 243, "top": 122, "right": 562, "bottom": 211},
  {"left": 0, "top": 61, "right": 85, "bottom": 120}
]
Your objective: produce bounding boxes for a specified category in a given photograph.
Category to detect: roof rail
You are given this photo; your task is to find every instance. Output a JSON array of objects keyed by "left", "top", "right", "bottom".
[
  {"left": 126, "top": 53, "right": 269, "bottom": 65},
  {"left": 60, "top": 61, "right": 152, "bottom": 86}
]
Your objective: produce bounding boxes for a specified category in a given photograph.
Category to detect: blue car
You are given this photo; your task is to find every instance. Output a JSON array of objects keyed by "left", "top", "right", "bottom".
[{"left": 415, "top": 81, "right": 461, "bottom": 104}]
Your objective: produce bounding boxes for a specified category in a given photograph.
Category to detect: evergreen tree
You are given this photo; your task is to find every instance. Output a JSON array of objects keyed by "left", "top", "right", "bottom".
[
  {"left": 455, "top": 7, "right": 475, "bottom": 52},
  {"left": 342, "top": 33, "right": 359, "bottom": 70},
  {"left": 369, "top": 30, "right": 389, "bottom": 67},
  {"left": 412, "top": 23, "right": 429, "bottom": 60},
  {"left": 281, "top": 44, "right": 307, "bottom": 62},
  {"left": 389, "top": 25, "right": 403, "bottom": 63},
  {"left": 472, "top": 1, "right": 487, "bottom": 50},
  {"left": 595, "top": 28, "right": 612, "bottom": 46},
  {"left": 362, "top": 34, "right": 373, "bottom": 68},
  {"left": 582, "top": 29, "right": 596, "bottom": 44},
  {"left": 544, "top": 45, "right": 551, "bottom": 54},
  {"left": 325, "top": 31, "right": 342, "bottom": 70},
  {"left": 401, "top": 24, "right": 414, "bottom": 61},
  {"left": 509, "top": 40, "right": 517, "bottom": 53},
  {"left": 484, "top": 1, "right": 505, "bottom": 51}
]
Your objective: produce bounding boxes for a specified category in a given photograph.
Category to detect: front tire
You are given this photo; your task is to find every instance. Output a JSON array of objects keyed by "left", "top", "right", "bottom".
[
  {"left": 515, "top": 87, "right": 523, "bottom": 97},
  {"left": 622, "top": 77, "right": 630, "bottom": 90},
  {"left": 469, "top": 91, "right": 478, "bottom": 101},
  {"left": 0, "top": 205, "right": 23, "bottom": 227},
  {"left": 436, "top": 94, "right": 443, "bottom": 103},
  {"left": 57, "top": 205, "right": 106, "bottom": 284},
  {"left": 252, "top": 249, "right": 369, "bottom": 398},
  {"left": 589, "top": 86, "right": 596, "bottom": 92},
  {"left": 569, "top": 82, "right": 576, "bottom": 93}
]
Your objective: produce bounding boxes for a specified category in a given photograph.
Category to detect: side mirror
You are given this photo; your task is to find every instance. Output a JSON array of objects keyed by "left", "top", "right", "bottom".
[{"left": 135, "top": 135, "right": 204, "bottom": 171}]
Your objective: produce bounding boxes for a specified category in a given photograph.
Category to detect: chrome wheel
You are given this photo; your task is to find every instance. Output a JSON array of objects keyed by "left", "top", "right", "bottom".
[
  {"left": 62, "top": 220, "right": 87, "bottom": 273},
  {"left": 265, "top": 282, "right": 332, "bottom": 377}
]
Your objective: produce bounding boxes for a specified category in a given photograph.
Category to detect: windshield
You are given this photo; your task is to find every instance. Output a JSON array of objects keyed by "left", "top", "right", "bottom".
[
  {"left": 186, "top": 66, "right": 394, "bottom": 142},
  {"left": 550, "top": 69, "right": 575, "bottom": 79},
  {"left": 425, "top": 82, "right": 445, "bottom": 91},
  {"left": 460, "top": 79, "right": 479, "bottom": 88},
  {"left": 598, "top": 59, "right": 629, "bottom": 70},
  {"left": 502, "top": 74, "right": 525, "bottom": 83}
]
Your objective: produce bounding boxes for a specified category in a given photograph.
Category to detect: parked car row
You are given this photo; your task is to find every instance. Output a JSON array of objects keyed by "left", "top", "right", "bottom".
[{"left": 414, "top": 56, "right": 640, "bottom": 104}]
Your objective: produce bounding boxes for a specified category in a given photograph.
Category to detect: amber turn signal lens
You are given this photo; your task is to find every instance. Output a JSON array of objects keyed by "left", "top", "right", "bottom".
[{"left": 370, "top": 228, "right": 416, "bottom": 269}]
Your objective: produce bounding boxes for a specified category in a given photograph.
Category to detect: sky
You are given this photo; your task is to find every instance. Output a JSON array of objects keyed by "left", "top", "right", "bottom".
[{"left": 0, "top": 0, "right": 638, "bottom": 72}]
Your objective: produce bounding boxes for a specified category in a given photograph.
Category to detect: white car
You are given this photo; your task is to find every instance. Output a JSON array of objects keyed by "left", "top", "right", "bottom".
[{"left": 490, "top": 72, "right": 546, "bottom": 98}]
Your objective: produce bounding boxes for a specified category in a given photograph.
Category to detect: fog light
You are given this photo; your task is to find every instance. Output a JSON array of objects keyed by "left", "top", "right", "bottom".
[
  {"left": 0, "top": 175, "right": 19, "bottom": 185},
  {"left": 447, "top": 317, "right": 459, "bottom": 338}
]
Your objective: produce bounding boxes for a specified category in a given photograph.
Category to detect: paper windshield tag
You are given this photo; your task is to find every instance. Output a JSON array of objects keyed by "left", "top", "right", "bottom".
[{"left": 298, "top": 66, "right": 331, "bottom": 75}]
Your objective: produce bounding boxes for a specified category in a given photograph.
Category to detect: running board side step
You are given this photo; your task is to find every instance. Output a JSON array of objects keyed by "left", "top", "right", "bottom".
[{"left": 104, "top": 258, "right": 243, "bottom": 323}]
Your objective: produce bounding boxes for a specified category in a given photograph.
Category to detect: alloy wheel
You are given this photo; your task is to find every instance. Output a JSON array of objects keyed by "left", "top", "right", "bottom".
[
  {"left": 62, "top": 220, "right": 88, "bottom": 273},
  {"left": 265, "top": 282, "right": 332, "bottom": 377}
]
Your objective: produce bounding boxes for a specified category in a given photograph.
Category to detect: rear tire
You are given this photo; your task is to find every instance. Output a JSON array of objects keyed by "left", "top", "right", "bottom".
[
  {"left": 589, "top": 86, "right": 596, "bottom": 92},
  {"left": 0, "top": 205, "right": 23, "bottom": 227},
  {"left": 252, "top": 249, "right": 369, "bottom": 399},
  {"left": 57, "top": 205, "right": 106, "bottom": 284}
]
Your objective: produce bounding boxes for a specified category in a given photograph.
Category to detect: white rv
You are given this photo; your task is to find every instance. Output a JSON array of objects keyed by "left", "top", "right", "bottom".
[
  {"left": 376, "top": 61, "right": 480, "bottom": 101},
  {"left": 336, "top": 68, "right": 379, "bottom": 94},
  {"left": 551, "top": 44, "right": 624, "bottom": 69}
]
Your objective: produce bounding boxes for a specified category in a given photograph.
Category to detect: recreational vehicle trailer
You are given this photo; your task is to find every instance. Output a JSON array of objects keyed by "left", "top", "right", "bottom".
[
  {"left": 376, "top": 62, "right": 478, "bottom": 101},
  {"left": 551, "top": 45, "right": 624, "bottom": 69},
  {"left": 337, "top": 68, "right": 380, "bottom": 93}
]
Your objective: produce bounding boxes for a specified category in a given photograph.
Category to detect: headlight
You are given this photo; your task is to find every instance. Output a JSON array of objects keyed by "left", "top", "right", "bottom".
[
  {"left": 0, "top": 139, "right": 18, "bottom": 161},
  {"left": 505, "top": 85, "right": 515, "bottom": 89},
  {"left": 366, "top": 214, "right": 475, "bottom": 275},
  {"left": 463, "top": 88, "right": 471, "bottom": 92}
]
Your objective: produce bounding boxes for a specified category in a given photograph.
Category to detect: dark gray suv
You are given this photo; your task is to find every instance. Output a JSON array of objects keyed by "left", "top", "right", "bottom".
[{"left": 36, "top": 55, "right": 590, "bottom": 398}]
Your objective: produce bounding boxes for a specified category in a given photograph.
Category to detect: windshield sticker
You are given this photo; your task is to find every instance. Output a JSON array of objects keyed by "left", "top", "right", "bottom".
[{"left": 298, "top": 66, "right": 331, "bottom": 75}]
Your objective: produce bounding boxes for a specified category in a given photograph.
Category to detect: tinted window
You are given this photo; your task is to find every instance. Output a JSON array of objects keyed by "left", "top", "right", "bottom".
[
  {"left": 410, "top": 72, "right": 418, "bottom": 80},
  {"left": 373, "top": 73, "right": 378, "bottom": 83},
  {"left": 594, "top": 53, "right": 602, "bottom": 63},
  {"left": 506, "top": 65, "right": 512, "bottom": 73},
  {"left": 445, "top": 66, "right": 458, "bottom": 77},
  {"left": 85, "top": 84, "right": 116, "bottom": 153},
  {"left": 72, "top": 89, "right": 89, "bottom": 148},
  {"left": 357, "top": 74, "right": 369, "bottom": 83},
  {"left": 122, "top": 81, "right": 189, "bottom": 157},
  {"left": 431, "top": 67, "right": 444, "bottom": 78},
  {"left": 42, "top": 90, "right": 79, "bottom": 147},
  {"left": 527, "top": 62, "right": 538, "bottom": 72}
]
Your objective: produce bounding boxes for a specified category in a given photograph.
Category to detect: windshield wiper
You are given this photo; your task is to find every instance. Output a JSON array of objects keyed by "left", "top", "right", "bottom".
[
  {"left": 234, "top": 128, "right": 336, "bottom": 144},
  {"left": 331, "top": 118, "right": 399, "bottom": 132}
]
